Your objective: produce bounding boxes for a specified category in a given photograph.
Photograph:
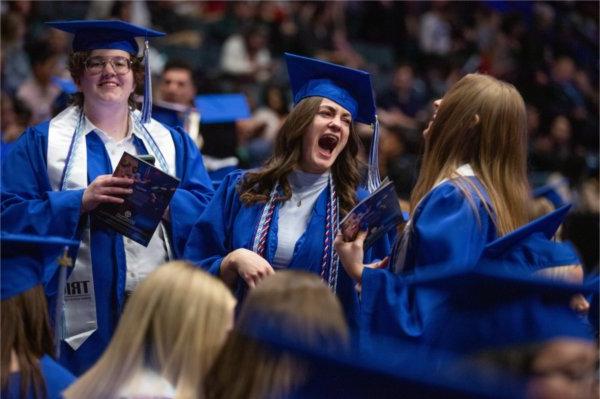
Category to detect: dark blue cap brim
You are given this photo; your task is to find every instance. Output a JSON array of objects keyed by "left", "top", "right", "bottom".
[
  {"left": 484, "top": 204, "right": 571, "bottom": 257},
  {"left": 410, "top": 265, "right": 593, "bottom": 297},
  {"left": 408, "top": 264, "right": 594, "bottom": 351},
  {"left": 285, "top": 53, "right": 376, "bottom": 125},
  {"left": 533, "top": 184, "right": 566, "bottom": 209},
  {"left": 195, "top": 94, "right": 251, "bottom": 124},
  {"left": 1, "top": 233, "right": 78, "bottom": 300},
  {"left": 247, "top": 325, "right": 525, "bottom": 398},
  {"left": 47, "top": 19, "right": 165, "bottom": 53}
]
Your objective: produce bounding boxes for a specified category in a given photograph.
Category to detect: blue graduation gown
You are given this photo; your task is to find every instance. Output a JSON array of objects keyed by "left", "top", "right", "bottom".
[
  {"left": 2, "top": 355, "right": 75, "bottom": 399},
  {"left": 183, "top": 170, "right": 391, "bottom": 328},
  {"left": 1, "top": 120, "right": 214, "bottom": 375},
  {"left": 359, "top": 177, "right": 497, "bottom": 343}
]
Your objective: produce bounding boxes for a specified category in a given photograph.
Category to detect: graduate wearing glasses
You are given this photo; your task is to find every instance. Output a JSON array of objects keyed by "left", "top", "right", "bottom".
[
  {"left": 1, "top": 20, "right": 213, "bottom": 375},
  {"left": 183, "top": 53, "right": 391, "bottom": 326}
]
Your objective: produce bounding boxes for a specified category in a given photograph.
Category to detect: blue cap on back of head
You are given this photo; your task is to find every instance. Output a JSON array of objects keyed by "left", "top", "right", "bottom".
[
  {"left": 1, "top": 232, "right": 78, "bottom": 300},
  {"left": 410, "top": 266, "right": 594, "bottom": 354}
]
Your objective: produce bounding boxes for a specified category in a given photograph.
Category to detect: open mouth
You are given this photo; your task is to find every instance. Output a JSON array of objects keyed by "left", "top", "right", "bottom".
[
  {"left": 99, "top": 81, "right": 120, "bottom": 87},
  {"left": 318, "top": 134, "right": 339, "bottom": 154}
]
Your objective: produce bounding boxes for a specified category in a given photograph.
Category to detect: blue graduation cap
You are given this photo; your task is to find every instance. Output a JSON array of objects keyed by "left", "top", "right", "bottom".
[
  {"left": 482, "top": 204, "right": 579, "bottom": 272},
  {"left": 285, "top": 53, "right": 381, "bottom": 191},
  {"left": 410, "top": 266, "right": 595, "bottom": 354},
  {"left": 46, "top": 19, "right": 166, "bottom": 123},
  {"left": 195, "top": 93, "right": 251, "bottom": 124},
  {"left": 1, "top": 232, "right": 78, "bottom": 300},
  {"left": 285, "top": 53, "right": 375, "bottom": 125},
  {"left": 45, "top": 19, "right": 164, "bottom": 53},
  {"left": 51, "top": 77, "right": 78, "bottom": 95},
  {"left": 195, "top": 93, "right": 250, "bottom": 168},
  {"left": 246, "top": 321, "right": 525, "bottom": 399},
  {"left": 533, "top": 184, "right": 567, "bottom": 209}
]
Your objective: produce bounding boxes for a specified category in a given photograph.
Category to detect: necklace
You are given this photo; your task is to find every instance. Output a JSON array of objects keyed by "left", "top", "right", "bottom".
[
  {"left": 252, "top": 175, "right": 340, "bottom": 292},
  {"left": 290, "top": 171, "right": 329, "bottom": 208},
  {"left": 293, "top": 190, "right": 312, "bottom": 207},
  {"left": 292, "top": 185, "right": 325, "bottom": 207}
]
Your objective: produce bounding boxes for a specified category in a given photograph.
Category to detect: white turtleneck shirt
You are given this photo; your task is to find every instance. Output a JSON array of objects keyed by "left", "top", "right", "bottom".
[{"left": 272, "top": 169, "right": 329, "bottom": 269}]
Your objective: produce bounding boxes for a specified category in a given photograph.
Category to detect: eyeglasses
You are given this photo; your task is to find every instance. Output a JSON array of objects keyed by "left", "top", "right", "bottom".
[{"left": 84, "top": 56, "right": 132, "bottom": 75}]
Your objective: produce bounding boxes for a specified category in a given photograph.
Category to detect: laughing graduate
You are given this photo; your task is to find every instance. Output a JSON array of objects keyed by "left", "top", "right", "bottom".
[
  {"left": 1, "top": 20, "right": 214, "bottom": 375},
  {"left": 183, "top": 53, "right": 391, "bottom": 327}
]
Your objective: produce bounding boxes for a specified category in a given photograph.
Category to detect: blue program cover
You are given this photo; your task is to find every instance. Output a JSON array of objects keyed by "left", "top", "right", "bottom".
[
  {"left": 94, "top": 152, "right": 180, "bottom": 246},
  {"left": 340, "top": 179, "right": 404, "bottom": 249}
]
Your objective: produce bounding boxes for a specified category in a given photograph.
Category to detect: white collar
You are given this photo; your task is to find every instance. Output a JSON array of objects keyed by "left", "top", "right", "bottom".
[
  {"left": 83, "top": 113, "right": 134, "bottom": 144},
  {"left": 454, "top": 163, "right": 475, "bottom": 177},
  {"left": 289, "top": 169, "right": 330, "bottom": 191},
  {"left": 432, "top": 163, "right": 475, "bottom": 188}
]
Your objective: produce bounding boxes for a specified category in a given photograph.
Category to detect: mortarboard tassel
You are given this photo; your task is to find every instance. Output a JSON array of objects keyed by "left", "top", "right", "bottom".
[
  {"left": 54, "top": 246, "right": 74, "bottom": 357},
  {"left": 141, "top": 39, "right": 152, "bottom": 124},
  {"left": 367, "top": 116, "right": 382, "bottom": 193}
]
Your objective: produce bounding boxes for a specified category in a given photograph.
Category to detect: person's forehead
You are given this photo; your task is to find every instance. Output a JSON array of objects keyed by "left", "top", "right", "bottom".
[
  {"left": 163, "top": 68, "right": 193, "bottom": 82},
  {"left": 89, "top": 48, "right": 131, "bottom": 58},
  {"left": 319, "top": 98, "right": 351, "bottom": 117}
]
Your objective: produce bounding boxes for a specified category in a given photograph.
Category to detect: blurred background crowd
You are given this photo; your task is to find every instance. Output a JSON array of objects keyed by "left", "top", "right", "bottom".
[{"left": 1, "top": 0, "right": 598, "bottom": 273}]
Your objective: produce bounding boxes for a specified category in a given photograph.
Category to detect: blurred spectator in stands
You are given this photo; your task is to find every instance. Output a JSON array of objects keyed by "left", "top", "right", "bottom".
[
  {"left": 530, "top": 115, "right": 583, "bottom": 181},
  {"left": 378, "top": 125, "right": 419, "bottom": 213},
  {"left": 153, "top": 59, "right": 201, "bottom": 145},
  {"left": 254, "top": 1, "right": 287, "bottom": 57},
  {"left": 220, "top": 23, "right": 273, "bottom": 83},
  {"left": 85, "top": 1, "right": 151, "bottom": 28},
  {"left": 16, "top": 40, "right": 61, "bottom": 124},
  {"left": 1, "top": 11, "right": 31, "bottom": 96},
  {"left": 158, "top": 60, "right": 196, "bottom": 107},
  {"left": 1, "top": 93, "right": 31, "bottom": 157},
  {"left": 378, "top": 63, "right": 429, "bottom": 130},
  {"left": 549, "top": 56, "right": 587, "bottom": 121},
  {"left": 238, "top": 83, "right": 290, "bottom": 167},
  {"left": 419, "top": 2, "right": 452, "bottom": 57}
]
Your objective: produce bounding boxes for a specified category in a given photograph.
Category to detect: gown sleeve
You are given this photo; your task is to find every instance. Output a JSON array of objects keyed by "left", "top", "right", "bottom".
[
  {"left": 1, "top": 125, "right": 83, "bottom": 239},
  {"left": 359, "top": 180, "right": 496, "bottom": 341},
  {"left": 166, "top": 126, "right": 215, "bottom": 258},
  {"left": 182, "top": 170, "right": 245, "bottom": 276}
]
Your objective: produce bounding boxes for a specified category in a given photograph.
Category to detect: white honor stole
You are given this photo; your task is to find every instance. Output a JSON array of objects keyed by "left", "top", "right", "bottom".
[{"left": 47, "top": 106, "right": 176, "bottom": 350}]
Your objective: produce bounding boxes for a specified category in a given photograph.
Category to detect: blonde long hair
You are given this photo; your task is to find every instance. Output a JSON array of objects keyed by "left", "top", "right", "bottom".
[
  {"left": 205, "top": 271, "right": 349, "bottom": 399},
  {"left": 410, "top": 73, "right": 529, "bottom": 235},
  {"left": 64, "top": 261, "right": 236, "bottom": 399}
]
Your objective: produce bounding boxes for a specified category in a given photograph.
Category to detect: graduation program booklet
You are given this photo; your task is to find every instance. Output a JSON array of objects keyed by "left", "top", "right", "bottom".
[
  {"left": 340, "top": 178, "right": 404, "bottom": 249},
  {"left": 94, "top": 152, "right": 180, "bottom": 246}
]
